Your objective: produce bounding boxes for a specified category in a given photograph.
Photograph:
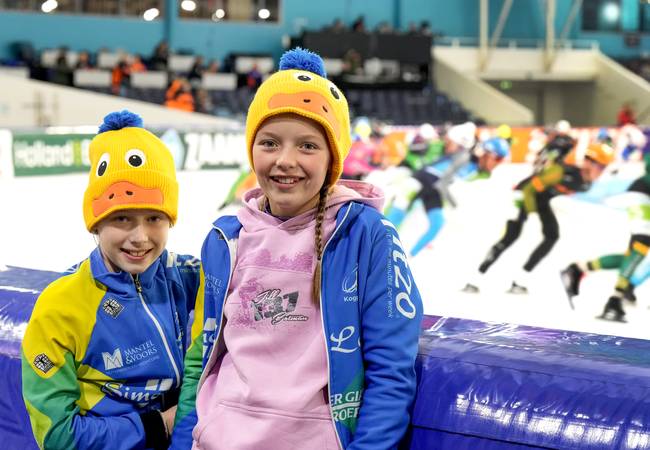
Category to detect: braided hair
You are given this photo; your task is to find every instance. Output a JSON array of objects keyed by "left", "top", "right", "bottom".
[{"left": 311, "top": 182, "right": 331, "bottom": 305}]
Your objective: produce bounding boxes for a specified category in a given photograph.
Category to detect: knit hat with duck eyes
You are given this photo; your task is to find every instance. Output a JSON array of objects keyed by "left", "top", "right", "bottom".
[
  {"left": 245, "top": 47, "right": 351, "bottom": 186},
  {"left": 83, "top": 110, "right": 178, "bottom": 231}
]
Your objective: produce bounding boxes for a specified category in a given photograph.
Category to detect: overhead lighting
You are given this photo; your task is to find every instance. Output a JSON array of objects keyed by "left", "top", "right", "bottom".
[
  {"left": 258, "top": 8, "right": 270, "bottom": 20},
  {"left": 602, "top": 2, "right": 620, "bottom": 22},
  {"left": 41, "top": 0, "right": 58, "bottom": 13},
  {"left": 143, "top": 7, "right": 159, "bottom": 21},
  {"left": 212, "top": 8, "right": 226, "bottom": 20},
  {"left": 181, "top": 0, "right": 196, "bottom": 12}
]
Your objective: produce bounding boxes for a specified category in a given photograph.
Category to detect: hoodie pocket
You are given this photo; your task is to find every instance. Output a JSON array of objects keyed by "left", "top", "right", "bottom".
[{"left": 193, "top": 400, "right": 339, "bottom": 450}]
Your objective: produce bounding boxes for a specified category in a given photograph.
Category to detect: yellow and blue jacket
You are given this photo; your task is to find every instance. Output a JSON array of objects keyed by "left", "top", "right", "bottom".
[{"left": 21, "top": 248, "right": 201, "bottom": 450}]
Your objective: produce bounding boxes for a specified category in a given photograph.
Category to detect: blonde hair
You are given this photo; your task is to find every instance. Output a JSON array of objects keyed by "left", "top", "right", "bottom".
[{"left": 312, "top": 182, "right": 330, "bottom": 306}]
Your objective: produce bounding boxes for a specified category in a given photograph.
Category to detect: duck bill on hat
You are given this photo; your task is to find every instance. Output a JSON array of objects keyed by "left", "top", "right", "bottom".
[
  {"left": 268, "top": 91, "right": 341, "bottom": 140},
  {"left": 92, "top": 180, "right": 164, "bottom": 217}
]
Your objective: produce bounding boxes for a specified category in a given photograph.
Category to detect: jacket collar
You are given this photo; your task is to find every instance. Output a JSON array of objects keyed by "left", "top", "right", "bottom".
[
  {"left": 90, "top": 246, "right": 163, "bottom": 295},
  {"left": 213, "top": 200, "right": 365, "bottom": 246}
]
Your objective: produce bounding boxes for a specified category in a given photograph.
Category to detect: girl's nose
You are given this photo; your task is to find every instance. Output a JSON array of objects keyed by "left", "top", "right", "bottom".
[
  {"left": 129, "top": 224, "right": 149, "bottom": 244},
  {"left": 275, "top": 147, "right": 297, "bottom": 169}
]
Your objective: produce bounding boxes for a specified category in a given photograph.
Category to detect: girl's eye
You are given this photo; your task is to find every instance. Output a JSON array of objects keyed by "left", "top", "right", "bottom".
[
  {"left": 259, "top": 140, "right": 277, "bottom": 148},
  {"left": 302, "top": 142, "right": 317, "bottom": 150}
]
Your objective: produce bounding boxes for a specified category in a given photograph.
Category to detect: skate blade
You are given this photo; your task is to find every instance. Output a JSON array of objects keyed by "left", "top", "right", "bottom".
[
  {"left": 506, "top": 287, "right": 528, "bottom": 295},
  {"left": 596, "top": 313, "right": 627, "bottom": 323},
  {"left": 461, "top": 285, "right": 479, "bottom": 294}
]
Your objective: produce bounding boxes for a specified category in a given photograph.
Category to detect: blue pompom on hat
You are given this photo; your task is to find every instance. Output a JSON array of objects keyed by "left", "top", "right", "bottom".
[
  {"left": 98, "top": 110, "right": 144, "bottom": 134},
  {"left": 278, "top": 47, "right": 327, "bottom": 78}
]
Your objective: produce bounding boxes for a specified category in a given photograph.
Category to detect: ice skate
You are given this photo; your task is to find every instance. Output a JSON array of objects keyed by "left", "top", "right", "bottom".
[
  {"left": 560, "top": 263, "right": 583, "bottom": 310},
  {"left": 619, "top": 285, "right": 637, "bottom": 305},
  {"left": 506, "top": 281, "right": 528, "bottom": 295},
  {"left": 597, "top": 296, "right": 627, "bottom": 323},
  {"left": 461, "top": 283, "right": 480, "bottom": 294}
]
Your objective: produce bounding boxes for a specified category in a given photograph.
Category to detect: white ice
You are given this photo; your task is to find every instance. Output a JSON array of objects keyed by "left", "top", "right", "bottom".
[{"left": 2, "top": 164, "right": 649, "bottom": 339}]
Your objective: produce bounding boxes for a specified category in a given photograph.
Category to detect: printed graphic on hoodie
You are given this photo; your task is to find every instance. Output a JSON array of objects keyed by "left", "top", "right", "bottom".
[
  {"left": 231, "top": 277, "right": 310, "bottom": 327},
  {"left": 252, "top": 288, "right": 307, "bottom": 325}
]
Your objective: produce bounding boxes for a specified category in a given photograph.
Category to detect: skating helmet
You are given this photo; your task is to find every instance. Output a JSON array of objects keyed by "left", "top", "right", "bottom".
[{"left": 584, "top": 143, "right": 614, "bottom": 166}]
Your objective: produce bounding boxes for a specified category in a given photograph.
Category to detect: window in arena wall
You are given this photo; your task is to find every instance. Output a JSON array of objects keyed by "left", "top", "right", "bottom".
[
  {"left": 81, "top": 0, "right": 120, "bottom": 15},
  {"left": 640, "top": 2, "right": 650, "bottom": 32},
  {"left": 582, "top": 0, "right": 622, "bottom": 32},
  {"left": 122, "top": 0, "right": 165, "bottom": 17},
  {"left": 0, "top": 0, "right": 75, "bottom": 12},
  {"left": 0, "top": 0, "right": 165, "bottom": 17},
  {"left": 178, "top": 0, "right": 280, "bottom": 23}
]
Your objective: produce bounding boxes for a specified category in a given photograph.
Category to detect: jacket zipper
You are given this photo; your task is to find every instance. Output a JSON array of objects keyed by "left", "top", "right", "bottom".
[
  {"left": 134, "top": 275, "right": 181, "bottom": 387},
  {"left": 319, "top": 204, "right": 353, "bottom": 450},
  {"left": 196, "top": 226, "right": 235, "bottom": 393}
]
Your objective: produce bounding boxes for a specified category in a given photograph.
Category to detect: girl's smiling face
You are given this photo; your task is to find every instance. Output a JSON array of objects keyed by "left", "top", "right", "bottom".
[
  {"left": 252, "top": 114, "right": 331, "bottom": 217},
  {"left": 95, "top": 209, "right": 170, "bottom": 274}
]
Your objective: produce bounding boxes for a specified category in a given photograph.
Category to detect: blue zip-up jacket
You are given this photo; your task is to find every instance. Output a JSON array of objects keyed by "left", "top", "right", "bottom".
[
  {"left": 21, "top": 248, "right": 201, "bottom": 450},
  {"left": 171, "top": 200, "right": 423, "bottom": 449}
]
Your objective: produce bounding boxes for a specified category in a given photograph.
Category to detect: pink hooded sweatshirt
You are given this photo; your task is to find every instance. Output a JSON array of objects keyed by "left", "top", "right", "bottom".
[{"left": 191, "top": 180, "right": 383, "bottom": 450}]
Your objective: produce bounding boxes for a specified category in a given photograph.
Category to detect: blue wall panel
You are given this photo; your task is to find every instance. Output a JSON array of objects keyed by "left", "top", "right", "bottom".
[{"left": 0, "top": 0, "right": 647, "bottom": 62}]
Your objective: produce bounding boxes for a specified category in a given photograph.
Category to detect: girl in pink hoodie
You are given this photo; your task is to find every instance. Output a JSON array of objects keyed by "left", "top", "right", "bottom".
[{"left": 171, "top": 48, "right": 423, "bottom": 450}]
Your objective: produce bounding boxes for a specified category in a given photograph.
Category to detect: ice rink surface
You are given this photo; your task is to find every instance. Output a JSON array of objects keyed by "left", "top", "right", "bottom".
[{"left": 3, "top": 163, "right": 649, "bottom": 339}]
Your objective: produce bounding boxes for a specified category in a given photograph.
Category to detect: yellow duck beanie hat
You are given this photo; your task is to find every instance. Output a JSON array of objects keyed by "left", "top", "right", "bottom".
[
  {"left": 245, "top": 47, "right": 351, "bottom": 186},
  {"left": 83, "top": 110, "right": 178, "bottom": 231}
]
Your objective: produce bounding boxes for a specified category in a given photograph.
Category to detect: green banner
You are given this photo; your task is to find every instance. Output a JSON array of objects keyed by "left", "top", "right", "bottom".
[
  {"left": 11, "top": 128, "right": 247, "bottom": 176},
  {"left": 12, "top": 134, "right": 93, "bottom": 176}
]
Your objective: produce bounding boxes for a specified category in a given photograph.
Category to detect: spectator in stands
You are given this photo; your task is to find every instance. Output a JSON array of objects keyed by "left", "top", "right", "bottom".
[
  {"left": 352, "top": 15, "right": 366, "bottom": 33},
  {"left": 617, "top": 102, "right": 636, "bottom": 126},
  {"left": 377, "top": 21, "right": 394, "bottom": 34},
  {"left": 326, "top": 18, "right": 346, "bottom": 33},
  {"left": 342, "top": 48, "right": 363, "bottom": 75},
  {"left": 406, "top": 22, "right": 419, "bottom": 35},
  {"left": 206, "top": 59, "right": 220, "bottom": 73},
  {"left": 55, "top": 46, "right": 68, "bottom": 68},
  {"left": 187, "top": 56, "right": 205, "bottom": 87},
  {"left": 420, "top": 20, "right": 433, "bottom": 36},
  {"left": 246, "top": 63, "right": 263, "bottom": 90},
  {"left": 111, "top": 59, "right": 130, "bottom": 96},
  {"left": 150, "top": 40, "right": 169, "bottom": 71},
  {"left": 195, "top": 88, "right": 214, "bottom": 115},
  {"left": 75, "top": 51, "right": 93, "bottom": 69},
  {"left": 165, "top": 77, "right": 195, "bottom": 112},
  {"left": 129, "top": 54, "right": 147, "bottom": 73},
  {"left": 51, "top": 46, "right": 72, "bottom": 85}
]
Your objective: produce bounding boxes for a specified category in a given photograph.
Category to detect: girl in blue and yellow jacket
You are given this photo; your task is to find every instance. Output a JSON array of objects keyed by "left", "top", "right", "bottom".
[
  {"left": 21, "top": 111, "right": 201, "bottom": 450},
  {"left": 170, "top": 48, "right": 423, "bottom": 450}
]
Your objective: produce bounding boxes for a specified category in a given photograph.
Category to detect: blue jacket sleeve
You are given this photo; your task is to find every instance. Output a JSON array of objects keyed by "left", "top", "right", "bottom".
[
  {"left": 348, "top": 217, "right": 423, "bottom": 450},
  {"left": 22, "top": 324, "right": 149, "bottom": 450}
]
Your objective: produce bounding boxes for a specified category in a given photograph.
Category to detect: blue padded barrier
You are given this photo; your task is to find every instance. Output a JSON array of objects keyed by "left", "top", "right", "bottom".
[
  {"left": 3, "top": 267, "right": 650, "bottom": 449},
  {"left": 409, "top": 315, "right": 650, "bottom": 449},
  {"left": 0, "top": 266, "right": 58, "bottom": 450}
]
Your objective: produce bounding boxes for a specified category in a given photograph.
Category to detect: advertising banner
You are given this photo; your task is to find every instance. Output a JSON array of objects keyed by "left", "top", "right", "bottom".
[
  {"left": 8, "top": 125, "right": 634, "bottom": 176},
  {"left": 12, "top": 133, "right": 93, "bottom": 176},
  {"left": 11, "top": 129, "right": 247, "bottom": 176}
]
